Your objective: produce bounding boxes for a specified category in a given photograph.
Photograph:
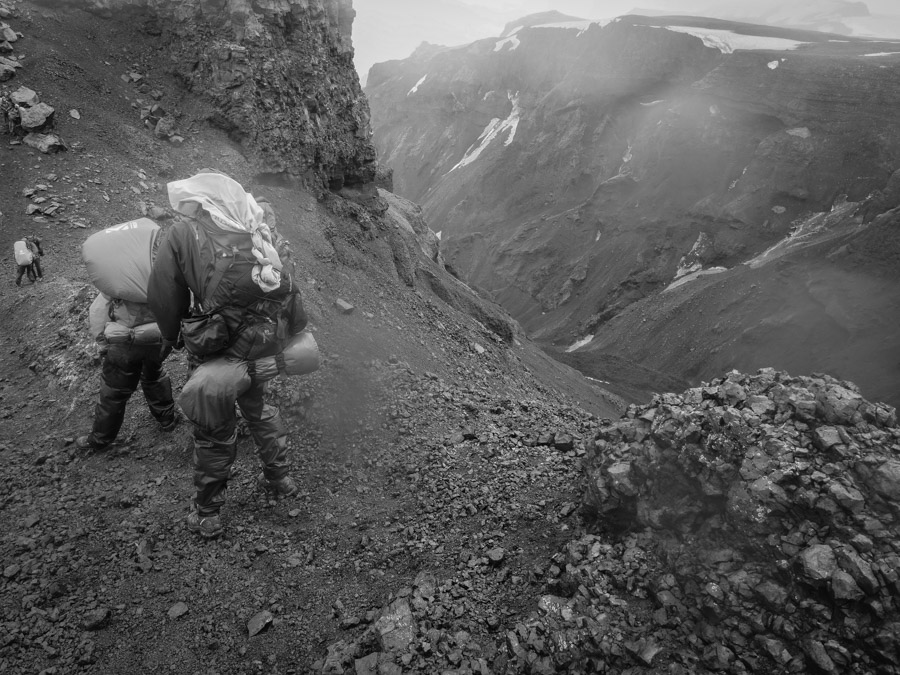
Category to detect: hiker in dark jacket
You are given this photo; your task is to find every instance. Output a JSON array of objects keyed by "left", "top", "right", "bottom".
[
  {"left": 25, "top": 235, "right": 44, "bottom": 280},
  {"left": 14, "top": 237, "right": 39, "bottom": 286},
  {"left": 76, "top": 298, "right": 177, "bottom": 451},
  {"left": 148, "top": 172, "right": 305, "bottom": 539},
  {"left": 0, "top": 91, "right": 13, "bottom": 134}
]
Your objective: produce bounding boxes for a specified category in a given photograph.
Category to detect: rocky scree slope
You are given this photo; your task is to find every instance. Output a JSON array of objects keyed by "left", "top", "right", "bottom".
[
  {"left": 366, "top": 14, "right": 900, "bottom": 407},
  {"left": 320, "top": 369, "right": 900, "bottom": 674}
]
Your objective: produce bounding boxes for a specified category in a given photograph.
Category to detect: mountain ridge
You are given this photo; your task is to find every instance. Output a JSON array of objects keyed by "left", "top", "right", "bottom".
[{"left": 366, "top": 13, "right": 900, "bottom": 407}]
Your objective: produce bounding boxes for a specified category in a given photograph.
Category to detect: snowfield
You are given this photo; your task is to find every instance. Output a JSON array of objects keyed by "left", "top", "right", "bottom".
[
  {"left": 450, "top": 92, "right": 520, "bottom": 172},
  {"left": 407, "top": 74, "right": 427, "bottom": 96},
  {"left": 656, "top": 25, "right": 810, "bottom": 54}
]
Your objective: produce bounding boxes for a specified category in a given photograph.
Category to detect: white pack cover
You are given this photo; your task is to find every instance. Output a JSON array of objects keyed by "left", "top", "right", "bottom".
[
  {"left": 14, "top": 240, "right": 33, "bottom": 266},
  {"left": 167, "top": 172, "right": 282, "bottom": 291},
  {"left": 82, "top": 218, "right": 159, "bottom": 302}
]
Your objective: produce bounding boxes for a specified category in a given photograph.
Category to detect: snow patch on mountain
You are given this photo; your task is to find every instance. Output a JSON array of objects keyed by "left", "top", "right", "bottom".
[
  {"left": 566, "top": 335, "right": 594, "bottom": 353},
  {"left": 494, "top": 33, "right": 521, "bottom": 52},
  {"left": 656, "top": 25, "right": 810, "bottom": 53},
  {"left": 450, "top": 92, "right": 521, "bottom": 172},
  {"left": 665, "top": 267, "right": 728, "bottom": 292},
  {"left": 747, "top": 199, "right": 861, "bottom": 268},
  {"left": 407, "top": 74, "right": 427, "bottom": 96},
  {"left": 863, "top": 52, "right": 900, "bottom": 57}
]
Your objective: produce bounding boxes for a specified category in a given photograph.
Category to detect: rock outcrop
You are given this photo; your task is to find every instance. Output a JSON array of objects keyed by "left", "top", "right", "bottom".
[
  {"left": 574, "top": 369, "right": 900, "bottom": 673},
  {"left": 53, "top": 0, "right": 375, "bottom": 189}
]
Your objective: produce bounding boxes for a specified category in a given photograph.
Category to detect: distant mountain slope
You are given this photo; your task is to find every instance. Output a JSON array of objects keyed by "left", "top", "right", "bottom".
[
  {"left": 695, "top": 0, "right": 900, "bottom": 40},
  {"left": 366, "top": 14, "right": 900, "bottom": 406}
]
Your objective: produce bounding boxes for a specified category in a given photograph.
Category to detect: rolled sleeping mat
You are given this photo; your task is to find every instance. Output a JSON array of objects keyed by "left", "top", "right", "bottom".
[
  {"left": 82, "top": 218, "right": 160, "bottom": 303},
  {"left": 248, "top": 331, "right": 321, "bottom": 381},
  {"left": 103, "top": 321, "right": 162, "bottom": 345}
]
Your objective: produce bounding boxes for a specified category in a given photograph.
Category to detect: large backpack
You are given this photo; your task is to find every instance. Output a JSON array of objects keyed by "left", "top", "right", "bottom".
[
  {"left": 183, "top": 211, "right": 305, "bottom": 361},
  {"left": 82, "top": 218, "right": 160, "bottom": 303},
  {"left": 14, "top": 240, "right": 33, "bottom": 266}
]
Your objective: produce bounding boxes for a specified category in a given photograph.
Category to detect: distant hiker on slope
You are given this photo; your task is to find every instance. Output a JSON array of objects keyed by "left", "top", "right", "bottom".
[
  {"left": 0, "top": 90, "right": 16, "bottom": 135},
  {"left": 76, "top": 219, "right": 178, "bottom": 451},
  {"left": 13, "top": 236, "right": 38, "bottom": 286},
  {"left": 148, "top": 171, "right": 315, "bottom": 539}
]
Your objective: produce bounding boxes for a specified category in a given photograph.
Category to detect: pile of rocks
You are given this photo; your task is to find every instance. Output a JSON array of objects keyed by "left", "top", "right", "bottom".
[
  {"left": 314, "top": 369, "right": 899, "bottom": 673},
  {"left": 0, "top": 6, "right": 20, "bottom": 60},
  {"left": 571, "top": 369, "right": 900, "bottom": 673},
  {"left": 0, "top": 13, "right": 21, "bottom": 79},
  {"left": 10, "top": 85, "right": 65, "bottom": 153},
  {"left": 121, "top": 68, "right": 185, "bottom": 144}
]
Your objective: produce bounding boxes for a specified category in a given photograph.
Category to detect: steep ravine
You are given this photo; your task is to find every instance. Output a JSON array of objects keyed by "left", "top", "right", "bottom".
[{"left": 366, "top": 14, "right": 900, "bottom": 407}]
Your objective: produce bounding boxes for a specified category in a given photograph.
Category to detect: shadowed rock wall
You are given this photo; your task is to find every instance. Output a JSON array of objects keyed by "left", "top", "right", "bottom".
[{"left": 52, "top": 0, "right": 375, "bottom": 189}]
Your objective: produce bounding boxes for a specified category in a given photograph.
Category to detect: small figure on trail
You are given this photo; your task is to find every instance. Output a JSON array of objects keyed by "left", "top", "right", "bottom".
[
  {"left": 0, "top": 89, "right": 16, "bottom": 135},
  {"left": 148, "top": 171, "right": 312, "bottom": 540},
  {"left": 77, "top": 218, "right": 177, "bottom": 451},
  {"left": 1, "top": 94, "right": 22, "bottom": 137},
  {"left": 13, "top": 236, "right": 38, "bottom": 287}
]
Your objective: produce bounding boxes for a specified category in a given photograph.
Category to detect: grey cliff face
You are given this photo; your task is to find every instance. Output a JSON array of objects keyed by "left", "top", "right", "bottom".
[{"left": 55, "top": 0, "right": 375, "bottom": 188}]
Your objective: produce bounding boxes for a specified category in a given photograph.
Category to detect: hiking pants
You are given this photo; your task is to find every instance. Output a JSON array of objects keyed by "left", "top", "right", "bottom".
[
  {"left": 179, "top": 358, "right": 289, "bottom": 516},
  {"left": 32, "top": 257, "right": 43, "bottom": 279},
  {"left": 15, "top": 264, "right": 36, "bottom": 285},
  {"left": 88, "top": 343, "right": 175, "bottom": 447}
]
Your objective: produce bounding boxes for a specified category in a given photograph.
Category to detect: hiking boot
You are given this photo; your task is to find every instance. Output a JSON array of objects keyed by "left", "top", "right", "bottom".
[
  {"left": 185, "top": 511, "right": 223, "bottom": 539},
  {"left": 256, "top": 473, "right": 299, "bottom": 498},
  {"left": 160, "top": 416, "right": 179, "bottom": 432},
  {"left": 75, "top": 435, "right": 108, "bottom": 452}
]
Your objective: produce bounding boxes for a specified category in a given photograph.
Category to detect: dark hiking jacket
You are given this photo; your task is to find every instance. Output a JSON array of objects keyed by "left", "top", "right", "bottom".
[{"left": 147, "top": 218, "right": 205, "bottom": 343}]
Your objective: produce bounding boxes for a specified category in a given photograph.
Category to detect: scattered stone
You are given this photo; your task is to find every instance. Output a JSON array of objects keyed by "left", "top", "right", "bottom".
[
  {"left": 23, "top": 133, "right": 66, "bottom": 154},
  {"left": 247, "top": 610, "right": 273, "bottom": 637},
  {"left": 154, "top": 115, "right": 175, "bottom": 139},
  {"left": 486, "top": 547, "right": 505, "bottom": 565},
  {"left": 167, "top": 602, "right": 189, "bottom": 619},
  {"left": 69, "top": 109, "right": 81, "bottom": 119},
  {"left": 11, "top": 85, "right": 37, "bottom": 106},
  {"left": 800, "top": 544, "right": 837, "bottom": 584},
  {"left": 373, "top": 599, "right": 414, "bottom": 652},
  {"left": 82, "top": 608, "right": 110, "bottom": 631},
  {"left": 334, "top": 298, "right": 355, "bottom": 314}
]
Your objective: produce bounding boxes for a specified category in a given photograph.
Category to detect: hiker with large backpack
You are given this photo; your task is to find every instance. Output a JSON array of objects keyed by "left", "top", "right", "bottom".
[
  {"left": 148, "top": 171, "right": 310, "bottom": 539},
  {"left": 76, "top": 219, "right": 178, "bottom": 451},
  {"left": 14, "top": 237, "right": 38, "bottom": 286}
]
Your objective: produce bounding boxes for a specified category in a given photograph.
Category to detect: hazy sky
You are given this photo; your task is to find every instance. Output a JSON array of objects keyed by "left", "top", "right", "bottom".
[
  {"left": 352, "top": 0, "right": 900, "bottom": 85},
  {"left": 352, "top": 0, "right": 657, "bottom": 84}
]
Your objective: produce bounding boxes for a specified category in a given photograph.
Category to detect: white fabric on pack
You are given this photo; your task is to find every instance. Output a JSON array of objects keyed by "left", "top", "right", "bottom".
[{"left": 167, "top": 172, "right": 282, "bottom": 292}]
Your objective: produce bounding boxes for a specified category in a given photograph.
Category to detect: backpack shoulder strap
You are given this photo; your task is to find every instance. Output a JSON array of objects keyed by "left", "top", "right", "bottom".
[{"left": 185, "top": 215, "right": 241, "bottom": 314}]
